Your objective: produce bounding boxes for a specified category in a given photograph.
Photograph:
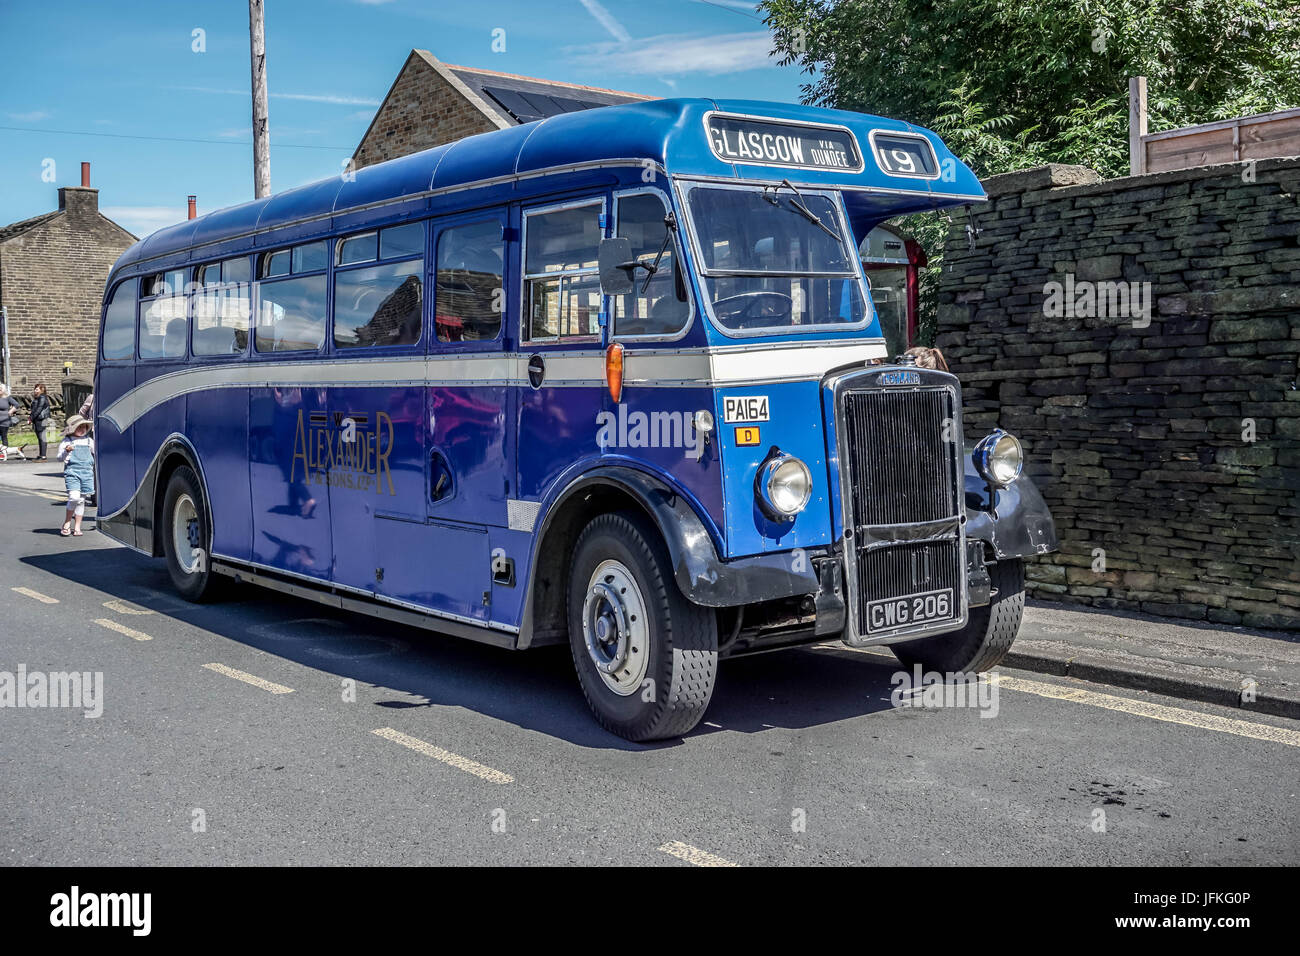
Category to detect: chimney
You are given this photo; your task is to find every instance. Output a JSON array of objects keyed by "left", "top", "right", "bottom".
[
  {"left": 58, "top": 161, "right": 99, "bottom": 221},
  {"left": 187, "top": 195, "right": 197, "bottom": 220}
]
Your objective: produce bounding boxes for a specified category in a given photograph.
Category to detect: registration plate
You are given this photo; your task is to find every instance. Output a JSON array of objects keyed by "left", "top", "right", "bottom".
[{"left": 865, "top": 588, "right": 954, "bottom": 633}]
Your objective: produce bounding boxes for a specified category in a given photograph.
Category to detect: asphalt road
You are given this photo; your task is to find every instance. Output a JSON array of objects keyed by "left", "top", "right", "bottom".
[{"left": 1, "top": 476, "right": 1297, "bottom": 866}]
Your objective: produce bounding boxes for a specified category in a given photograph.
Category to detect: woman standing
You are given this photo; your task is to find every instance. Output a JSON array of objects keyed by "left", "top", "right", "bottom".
[
  {"left": 29, "top": 383, "right": 52, "bottom": 461},
  {"left": 0, "top": 384, "right": 20, "bottom": 461}
]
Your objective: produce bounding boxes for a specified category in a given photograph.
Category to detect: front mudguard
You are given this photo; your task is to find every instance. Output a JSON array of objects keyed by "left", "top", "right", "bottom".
[
  {"left": 570, "top": 466, "right": 824, "bottom": 607},
  {"left": 963, "top": 457, "right": 1058, "bottom": 560}
]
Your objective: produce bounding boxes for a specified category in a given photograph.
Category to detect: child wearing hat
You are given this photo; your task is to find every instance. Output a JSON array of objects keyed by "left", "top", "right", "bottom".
[{"left": 58, "top": 415, "right": 95, "bottom": 537}]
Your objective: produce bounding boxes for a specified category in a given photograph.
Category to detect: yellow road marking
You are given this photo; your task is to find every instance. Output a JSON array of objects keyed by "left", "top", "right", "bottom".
[
  {"left": 103, "top": 599, "right": 154, "bottom": 616},
  {"left": 0, "top": 485, "right": 62, "bottom": 502},
  {"left": 11, "top": 586, "right": 58, "bottom": 604},
  {"left": 202, "top": 662, "right": 294, "bottom": 694},
  {"left": 813, "top": 643, "right": 1300, "bottom": 747},
  {"left": 94, "top": 618, "right": 152, "bottom": 642},
  {"left": 371, "top": 727, "right": 513, "bottom": 784},
  {"left": 657, "top": 841, "right": 738, "bottom": 867},
  {"left": 993, "top": 674, "right": 1300, "bottom": 748}
]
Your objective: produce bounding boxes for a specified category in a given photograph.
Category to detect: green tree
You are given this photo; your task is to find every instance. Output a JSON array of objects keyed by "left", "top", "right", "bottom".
[
  {"left": 762, "top": 0, "right": 1300, "bottom": 341},
  {"left": 764, "top": 0, "right": 1300, "bottom": 178}
]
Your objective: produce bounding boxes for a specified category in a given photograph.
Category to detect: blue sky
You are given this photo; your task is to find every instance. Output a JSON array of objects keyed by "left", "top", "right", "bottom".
[{"left": 0, "top": 0, "right": 810, "bottom": 238}]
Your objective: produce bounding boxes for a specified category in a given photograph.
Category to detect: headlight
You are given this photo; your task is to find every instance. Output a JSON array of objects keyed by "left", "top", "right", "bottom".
[
  {"left": 973, "top": 429, "right": 1023, "bottom": 486},
  {"left": 757, "top": 453, "right": 812, "bottom": 518}
]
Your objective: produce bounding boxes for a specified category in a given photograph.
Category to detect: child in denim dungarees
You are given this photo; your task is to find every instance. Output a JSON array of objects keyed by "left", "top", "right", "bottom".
[{"left": 58, "top": 415, "right": 95, "bottom": 537}]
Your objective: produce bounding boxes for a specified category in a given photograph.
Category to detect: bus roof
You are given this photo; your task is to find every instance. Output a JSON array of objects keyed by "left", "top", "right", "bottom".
[{"left": 113, "top": 97, "right": 985, "bottom": 273}]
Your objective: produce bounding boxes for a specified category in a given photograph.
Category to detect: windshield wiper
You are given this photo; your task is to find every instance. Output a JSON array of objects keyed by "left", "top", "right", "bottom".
[
  {"left": 638, "top": 211, "right": 677, "bottom": 295},
  {"left": 762, "top": 179, "right": 841, "bottom": 241}
]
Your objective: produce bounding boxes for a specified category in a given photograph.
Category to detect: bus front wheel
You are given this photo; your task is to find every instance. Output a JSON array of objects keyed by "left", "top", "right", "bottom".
[
  {"left": 161, "top": 465, "right": 219, "bottom": 603},
  {"left": 567, "top": 510, "right": 718, "bottom": 741}
]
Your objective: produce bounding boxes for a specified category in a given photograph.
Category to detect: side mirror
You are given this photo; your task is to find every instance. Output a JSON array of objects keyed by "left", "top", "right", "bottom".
[{"left": 598, "top": 237, "right": 635, "bottom": 296}]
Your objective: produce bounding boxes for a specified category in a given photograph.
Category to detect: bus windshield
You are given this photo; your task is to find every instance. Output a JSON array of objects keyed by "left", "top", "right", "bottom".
[{"left": 683, "top": 182, "right": 868, "bottom": 333}]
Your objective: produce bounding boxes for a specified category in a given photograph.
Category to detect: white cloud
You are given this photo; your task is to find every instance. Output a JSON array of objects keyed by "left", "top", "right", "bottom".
[
  {"left": 578, "top": 0, "right": 632, "bottom": 43},
  {"left": 216, "top": 126, "right": 320, "bottom": 139},
  {"left": 102, "top": 205, "right": 187, "bottom": 237},
  {"left": 570, "top": 31, "right": 775, "bottom": 75},
  {"left": 171, "top": 86, "right": 380, "bottom": 107},
  {"left": 274, "top": 91, "right": 380, "bottom": 106},
  {"left": 7, "top": 110, "right": 50, "bottom": 122},
  {"left": 694, "top": 0, "right": 762, "bottom": 11}
]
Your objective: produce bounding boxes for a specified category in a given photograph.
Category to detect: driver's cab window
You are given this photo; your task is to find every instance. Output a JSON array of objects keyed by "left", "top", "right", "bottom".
[
  {"left": 524, "top": 200, "right": 603, "bottom": 341},
  {"left": 866, "top": 266, "right": 908, "bottom": 358},
  {"left": 612, "top": 192, "right": 689, "bottom": 337}
]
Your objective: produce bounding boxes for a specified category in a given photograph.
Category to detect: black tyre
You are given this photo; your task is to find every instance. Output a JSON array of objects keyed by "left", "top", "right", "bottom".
[
  {"left": 567, "top": 510, "right": 718, "bottom": 741},
  {"left": 161, "top": 465, "right": 219, "bottom": 602},
  {"left": 891, "top": 558, "right": 1024, "bottom": 673}
]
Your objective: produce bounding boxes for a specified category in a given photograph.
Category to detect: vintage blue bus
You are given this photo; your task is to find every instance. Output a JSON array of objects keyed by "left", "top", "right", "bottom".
[{"left": 94, "top": 98, "right": 1057, "bottom": 740}]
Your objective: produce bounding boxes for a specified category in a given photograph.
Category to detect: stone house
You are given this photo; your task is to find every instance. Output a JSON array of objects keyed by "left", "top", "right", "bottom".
[
  {"left": 352, "top": 50, "right": 652, "bottom": 169},
  {"left": 0, "top": 166, "right": 135, "bottom": 411}
]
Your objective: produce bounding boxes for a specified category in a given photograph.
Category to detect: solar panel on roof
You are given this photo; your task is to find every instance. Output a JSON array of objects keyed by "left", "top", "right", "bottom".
[
  {"left": 482, "top": 85, "right": 614, "bottom": 124},
  {"left": 483, "top": 86, "right": 544, "bottom": 123}
]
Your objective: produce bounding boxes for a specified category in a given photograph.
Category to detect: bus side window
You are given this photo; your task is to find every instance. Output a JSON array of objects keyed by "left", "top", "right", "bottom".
[
  {"left": 138, "top": 268, "right": 188, "bottom": 360},
  {"left": 256, "top": 276, "right": 327, "bottom": 352},
  {"left": 335, "top": 270, "right": 422, "bottom": 348},
  {"left": 523, "top": 201, "right": 602, "bottom": 341},
  {"left": 255, "top": 240, "right": 329, "bottom": 353},
  {"left": 333, "top": 223, "right": 425, "bottom": 349},
  {"left": 435, "top": 221, "right": 503, "bottom": 343},
  {"left": 193, "top": 257, "right": 251, "bottom": 356},
  {"left": 101, "top": 279, "right": 136, "bottom": 361},
  {"left": 613, "top": 192, "right": 689, "bottom": 338}
]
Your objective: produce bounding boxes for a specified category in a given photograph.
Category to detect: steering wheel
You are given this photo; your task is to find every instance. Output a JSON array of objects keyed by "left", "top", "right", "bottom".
[{"left": 711, "top": 291, "right": 793, "bottom": 328}]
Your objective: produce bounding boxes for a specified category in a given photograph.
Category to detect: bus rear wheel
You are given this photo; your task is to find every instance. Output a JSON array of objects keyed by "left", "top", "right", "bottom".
[
  {"left": 891, "top": 558, "right": 1024, "bottom": 673},
  {"left": 567, "top": 510, "right": 718, "bottom": 742},
  {"left": 161, "top": 465, "right": 219, "bottom": 602}
]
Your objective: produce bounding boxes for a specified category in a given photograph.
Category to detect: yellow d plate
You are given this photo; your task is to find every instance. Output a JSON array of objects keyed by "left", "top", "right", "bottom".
[{"left": 734, "top": 426, "right": 761, "bottom": 446}]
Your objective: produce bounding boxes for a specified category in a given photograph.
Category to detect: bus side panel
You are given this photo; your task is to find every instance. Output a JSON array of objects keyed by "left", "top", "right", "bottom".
[
  {"left": 378, "top": 519, "right": 492, "bottom": 623},
  {"left": 186, "top": 385, "right": 252, "bottom": 561},
  {"left": 325, "top": 381, "right": 427, "bottom": 595},
  {"left": 131, "top": 367, "right": 186, "bottom": 549},
  {"left": 248, "top": 384, "right": 333, "bottom": 581},
  {"left": 487, "top": 527, "right": 531, "bottom": 628},
  {"left": 427, "top": 382, "right": 510, "bottom": 527},
  {"left": 518, "top": 384, "right": 727, "bottom": 521},
  {"left": 95, "top": 363, "right": 136, "bottom": 544},
  {"left": 517, "top": 384, "right": 603, "bottom": 502}
]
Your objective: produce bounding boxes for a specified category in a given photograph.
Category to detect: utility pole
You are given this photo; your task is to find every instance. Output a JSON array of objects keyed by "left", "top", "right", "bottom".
[
  {"left": 249, "top": 0, "right": 271, "bottom": 198},
  {"left": 1128, "top": 76, "right": 1148, "bottom": 178}
]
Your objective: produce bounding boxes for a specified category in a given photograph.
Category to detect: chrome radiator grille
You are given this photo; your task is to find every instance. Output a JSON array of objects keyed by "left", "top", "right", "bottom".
[
  {"left": 838, "top": 382, "right": 965, "bottom": 640},
  {"left": 843, "top": 389, "right": 956, "bottom": 526}
]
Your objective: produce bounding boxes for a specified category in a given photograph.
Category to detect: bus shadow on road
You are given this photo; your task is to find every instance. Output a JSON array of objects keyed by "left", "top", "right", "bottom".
[{"left": 22, "top": 546, "right": 902, "bottom": 750}]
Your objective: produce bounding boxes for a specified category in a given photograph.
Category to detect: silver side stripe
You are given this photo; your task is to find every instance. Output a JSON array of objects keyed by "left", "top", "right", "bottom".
[{"left": 100, "top": 339, "right": 887, "bottom": 432}]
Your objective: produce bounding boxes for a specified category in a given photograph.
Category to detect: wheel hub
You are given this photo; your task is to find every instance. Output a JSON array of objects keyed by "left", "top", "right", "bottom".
[
  {"left": 172, "top": 493, "right": 201, "bottom": 575},
  {"left": 582, "top": 560, "right": 649, "bottom": 696}
]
